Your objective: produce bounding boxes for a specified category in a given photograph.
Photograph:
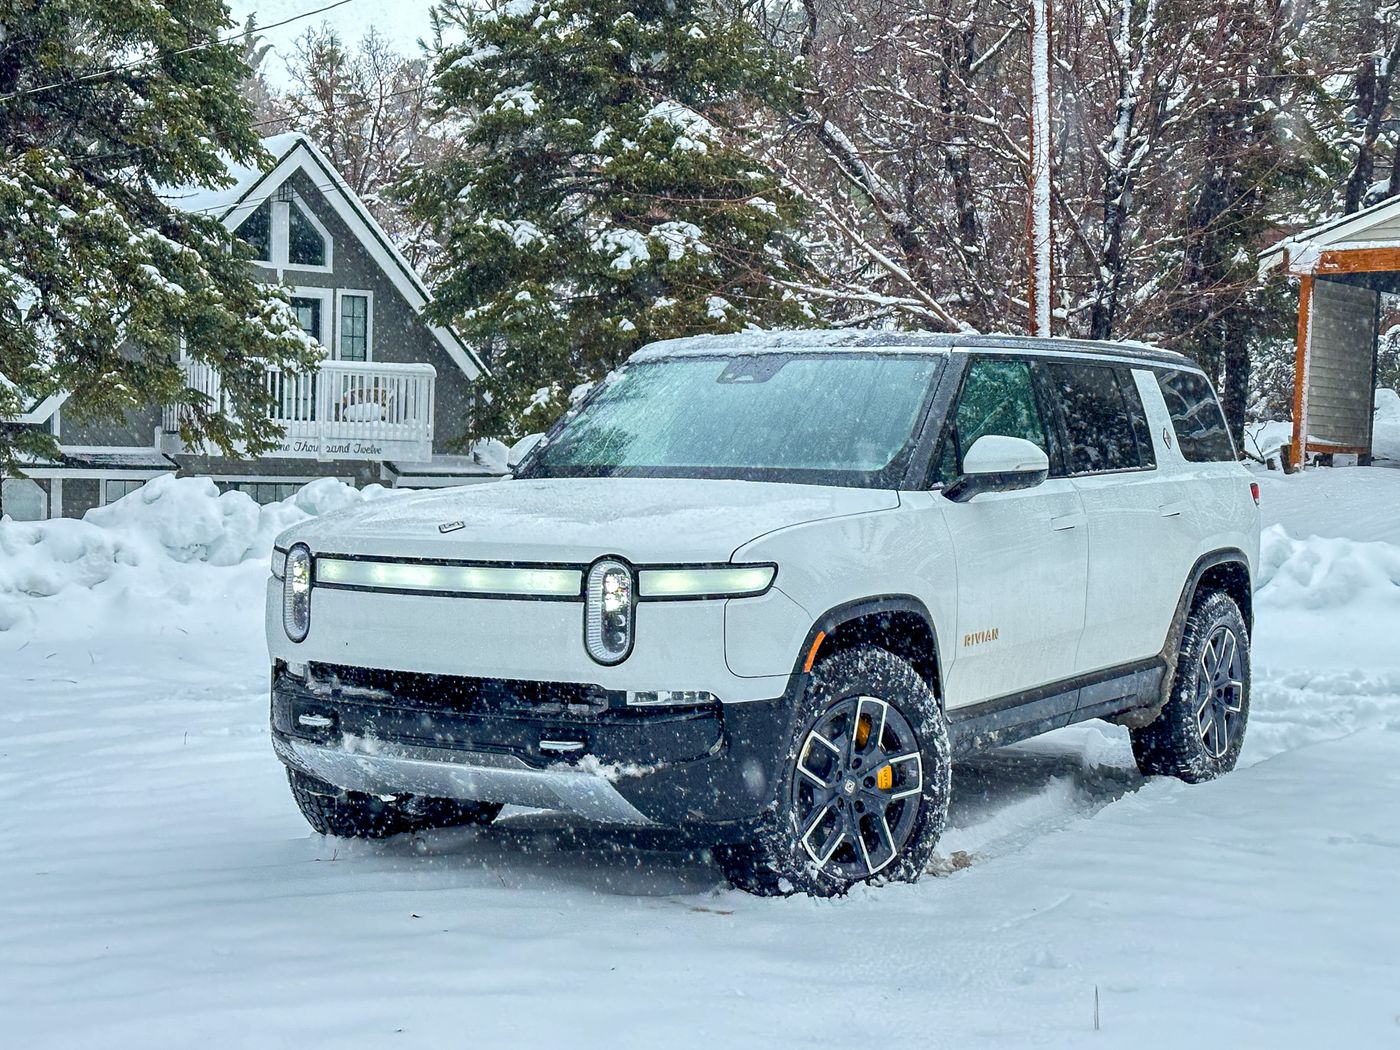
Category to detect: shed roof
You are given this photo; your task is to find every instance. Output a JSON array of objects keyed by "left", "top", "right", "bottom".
[{"left": 1260, "top": 194, "right": 1400, "bottom": 275}]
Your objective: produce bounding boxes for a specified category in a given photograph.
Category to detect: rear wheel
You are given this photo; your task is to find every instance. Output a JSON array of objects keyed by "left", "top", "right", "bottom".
[
  {"left": 1131, "top": 590, "right": 1250, "bottom": 783},
  {"left": 287, "top": 769, "right": 503, "bottom": 839},
  {"left": 717, "top": 646, "right": 951, "bottom": 897}
]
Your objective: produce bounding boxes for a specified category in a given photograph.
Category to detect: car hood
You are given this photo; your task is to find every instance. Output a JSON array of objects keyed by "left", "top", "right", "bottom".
[{"left": 282, "top": 477, "right": 899, "bottom": 564}]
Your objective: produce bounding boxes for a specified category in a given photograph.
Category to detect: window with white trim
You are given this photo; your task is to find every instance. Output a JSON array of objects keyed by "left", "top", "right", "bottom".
[
  {"left": 237, "top": 202, "right": 272, "bottom": 262},
  {"left": 290, "top": 297, "right": 324, "bottom": 342},
  {"left": 103, "top": 479, "right": 145, "bottom": 505},
  {"left": 339, "top": 293, "right": 370, "bottom": 361},
  {"left": 232, "top": 189, "right": 333, "bottom": 271},
  {"left": 287, "top": 201, "right": 327, "bottom": 267},
  {"left": 1, "top": 478, "right": 50, "bottom": 521}
]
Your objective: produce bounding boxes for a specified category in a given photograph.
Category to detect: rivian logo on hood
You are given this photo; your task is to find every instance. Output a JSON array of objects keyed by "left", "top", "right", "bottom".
[{"left": 438, "top": 520, "right": 465, "bottom": 534}]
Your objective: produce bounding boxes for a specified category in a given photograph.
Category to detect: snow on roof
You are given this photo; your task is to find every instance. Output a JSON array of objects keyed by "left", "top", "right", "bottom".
[
  {"left": 1259, "top": 193, "right": 1400, "bottom": 274},
  {"left": 631, "top": 329, "right": 1192, "bottom": 366},
  {"left": 158, "top": 133, "right": 304, "bottom": 218}
]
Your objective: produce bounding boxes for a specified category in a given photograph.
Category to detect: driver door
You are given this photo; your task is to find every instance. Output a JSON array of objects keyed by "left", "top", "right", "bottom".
[{"left": 934, "top": 356, "right": 1088, "bottom": 710}]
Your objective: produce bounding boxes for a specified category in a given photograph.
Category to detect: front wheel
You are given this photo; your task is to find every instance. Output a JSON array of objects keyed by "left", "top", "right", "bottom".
[
  {"left": 717, "top": 646, "right": 951, "bottom": 897},
  {"left": 287, "top": 769, "right": 503, "bottom": 839},
  {"left": 1131, "top": 590, "right": 1251, "bottom": 783}
]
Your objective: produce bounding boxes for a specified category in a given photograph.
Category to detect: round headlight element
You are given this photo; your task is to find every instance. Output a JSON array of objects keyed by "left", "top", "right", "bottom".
[
  {"left": 283, "top": 544, "right": 313, "bottom": 643},
  {"left": 585, "top": 558, "right": 634, "bottom": 665}
]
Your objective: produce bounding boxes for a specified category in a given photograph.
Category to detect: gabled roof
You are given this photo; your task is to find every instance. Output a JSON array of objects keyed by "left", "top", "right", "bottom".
[
  {"left": 7, "top": 135, "right": 484, "bottom": 429},
  {"left": 162, "top": 133, "right": 485, "bottom": 380},
  {"left": 1259, "top": 193, "right": 1400, "bottom": 274}
]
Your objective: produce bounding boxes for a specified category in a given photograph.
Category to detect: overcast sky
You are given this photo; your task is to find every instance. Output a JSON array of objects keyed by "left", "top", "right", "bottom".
[{"left": 227, "top": 0, "right": 441, "bottom": 83}]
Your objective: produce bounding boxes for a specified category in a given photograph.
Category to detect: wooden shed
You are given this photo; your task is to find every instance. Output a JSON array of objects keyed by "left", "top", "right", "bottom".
[{"left": 1258, "top": 200, "right": 1400, "bottom": 470}]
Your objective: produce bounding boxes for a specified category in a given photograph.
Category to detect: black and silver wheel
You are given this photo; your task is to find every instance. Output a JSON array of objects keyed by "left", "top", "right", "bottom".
[
  {"left": 287, "top": 769, "right": 503, "bottom": 839},
  {"left": 1131, "top": 590, "right": 1251, "bottom": 782},
  {"left": 717, "top": 646, "right": 951, "bottom": 897}
]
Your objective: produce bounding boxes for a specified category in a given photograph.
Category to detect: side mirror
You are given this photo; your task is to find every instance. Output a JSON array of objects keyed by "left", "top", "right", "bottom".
[
  {"left": 943, "top": 435, "right": 1049, "bottom": 503},
  {"left": 507, "top": 432, "right": 545, "bottom": 471}
]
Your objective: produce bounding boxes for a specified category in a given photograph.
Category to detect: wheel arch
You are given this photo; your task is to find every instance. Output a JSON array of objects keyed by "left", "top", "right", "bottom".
[
  {"left": 791, "top": 595, "right": 944, "bottom": 707},
  {"left": 1184, "top": 549, "right": 1253, "bottom": 633},
  {"left": 1113, "top": 548, "right": 1253, "bottom": 731}
]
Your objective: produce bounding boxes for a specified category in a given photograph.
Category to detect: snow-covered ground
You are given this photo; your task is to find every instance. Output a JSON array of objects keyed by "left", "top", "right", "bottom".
[{"left": 3, "top": 471, "right": 1399, "bottom": 1047}]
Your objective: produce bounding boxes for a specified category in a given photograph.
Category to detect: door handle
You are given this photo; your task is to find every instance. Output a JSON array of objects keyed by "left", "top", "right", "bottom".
[
  {"left": 1051, "top": 512, "right": 1086, "bottom": 531},
  {"left": 1159, "top": 501, "right": 1188, "bottom": 518}
]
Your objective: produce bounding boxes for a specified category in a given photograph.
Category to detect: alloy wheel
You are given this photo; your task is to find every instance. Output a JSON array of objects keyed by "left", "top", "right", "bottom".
[
  {"left": 1195, "top": 624, "right": 1244, "bottom": 759},
  {"left": 789, "top": 695, "right": 924, "bottom": 882}
]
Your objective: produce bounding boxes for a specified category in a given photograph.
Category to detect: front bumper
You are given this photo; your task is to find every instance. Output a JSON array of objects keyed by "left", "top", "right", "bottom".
[{"left": 271, "top": 663, "right": 791, "bottom": 831}]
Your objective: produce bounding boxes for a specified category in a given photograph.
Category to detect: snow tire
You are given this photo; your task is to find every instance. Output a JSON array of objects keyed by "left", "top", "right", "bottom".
[
  {"left": 716, "top": 645, "right": 951, "bottom": 897},
  {"left": 1131, "top": 590, "right": 1251, "bottom": 783}
]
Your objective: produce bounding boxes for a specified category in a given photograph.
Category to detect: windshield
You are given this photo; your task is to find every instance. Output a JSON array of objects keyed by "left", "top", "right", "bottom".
[{"left": 522, "top": 352, "right": 943, "bottom": 487}]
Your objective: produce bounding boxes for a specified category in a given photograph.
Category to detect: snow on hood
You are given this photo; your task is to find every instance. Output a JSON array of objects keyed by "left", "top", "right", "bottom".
[{"left": 280, "top": 477, "right": 899, "bottom": 564}]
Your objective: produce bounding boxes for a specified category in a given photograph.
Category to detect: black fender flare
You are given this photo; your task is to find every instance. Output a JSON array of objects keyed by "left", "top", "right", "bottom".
[
  {"left": 1111, "top": 548, "right": 1253, "bottom": 730},
  {"left": 782, "top": 594, "right": 944, "bottom": 709}
]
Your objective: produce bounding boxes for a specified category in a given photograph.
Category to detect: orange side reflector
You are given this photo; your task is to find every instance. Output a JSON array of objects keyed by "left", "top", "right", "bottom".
[
  {"left": 803, "top": 631, "right": 826, "bottom": 673},
  {"left": 877, "top": 765, "right": 893, "bottom": 791}
]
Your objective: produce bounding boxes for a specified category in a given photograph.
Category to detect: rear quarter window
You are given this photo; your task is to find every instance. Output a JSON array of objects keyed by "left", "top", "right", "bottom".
[{"left": 1156, "top": 370, "right": 1236, "bottom": 462}]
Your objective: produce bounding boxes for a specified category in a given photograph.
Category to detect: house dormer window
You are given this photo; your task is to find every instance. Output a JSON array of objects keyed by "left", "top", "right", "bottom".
[
  {"left": 288, "top": 202, "right": 326, "bottom": 267},
  {"left": 233, "top": 187, "right": 333, "bottom": 272},
  {"left": 238, "top": 202, "right": 272, "bottom": 262}
]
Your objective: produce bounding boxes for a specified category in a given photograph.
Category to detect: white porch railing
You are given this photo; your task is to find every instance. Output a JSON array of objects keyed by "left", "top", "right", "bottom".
[{"left": 163, "top": 359, "right": 436, "bottom": 462}]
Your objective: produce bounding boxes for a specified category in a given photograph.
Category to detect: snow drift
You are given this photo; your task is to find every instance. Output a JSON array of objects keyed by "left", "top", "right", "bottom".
[{"left": 0, "top": 475, "right": 404, "bottom": 630}]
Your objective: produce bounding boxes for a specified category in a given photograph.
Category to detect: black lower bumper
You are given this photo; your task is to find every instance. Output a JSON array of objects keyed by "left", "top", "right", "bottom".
[{"left": 270, "top": 661, "right": 791, "bottom": 832}]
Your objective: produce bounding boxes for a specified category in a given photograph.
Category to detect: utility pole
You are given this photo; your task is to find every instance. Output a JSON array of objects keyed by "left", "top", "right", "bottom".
[{"left": 1027, "top": 0, "right": 1054, "bottom": 336}]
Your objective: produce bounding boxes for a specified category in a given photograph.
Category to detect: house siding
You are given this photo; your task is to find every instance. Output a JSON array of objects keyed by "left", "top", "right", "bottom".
[{"left": 57, "top": 397, "right": 163, "bottom": 448}]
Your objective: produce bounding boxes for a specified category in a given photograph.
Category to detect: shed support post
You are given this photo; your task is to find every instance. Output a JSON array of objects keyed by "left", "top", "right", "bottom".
[{"left": 1291, "top": 274, "right": 1314, "bottom": 472}]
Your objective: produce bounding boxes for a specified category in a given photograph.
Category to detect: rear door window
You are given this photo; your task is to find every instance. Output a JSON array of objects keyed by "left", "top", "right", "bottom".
[
  {"left": 1044, "top": 361, "right": 1154, "bottom": 474},
  {"left": 1156, "top": 370, "right": 1236, "bottom": 462}
]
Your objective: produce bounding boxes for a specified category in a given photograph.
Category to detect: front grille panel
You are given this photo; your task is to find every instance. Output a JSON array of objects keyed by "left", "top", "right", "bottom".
[{"left": 307, "top": 661, "right": 613, "bottom": 717}]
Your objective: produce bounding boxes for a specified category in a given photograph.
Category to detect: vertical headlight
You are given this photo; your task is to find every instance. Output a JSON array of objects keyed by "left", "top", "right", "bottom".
[
  {"left": 585, "top": 558, "right": 634, "bottom": 665},
  {"left": 283, "top": 544, "right": 313, "bottom": 643}
]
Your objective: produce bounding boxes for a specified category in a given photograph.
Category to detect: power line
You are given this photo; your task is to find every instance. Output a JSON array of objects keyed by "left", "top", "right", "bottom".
[{"left": 0, "top": 0, "right": 360, "bottom": 104}]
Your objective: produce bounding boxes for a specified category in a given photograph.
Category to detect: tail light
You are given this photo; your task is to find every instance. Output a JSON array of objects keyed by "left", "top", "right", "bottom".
[{"left": 1250, "top": 482, "right": 1260, "bottom": 506}]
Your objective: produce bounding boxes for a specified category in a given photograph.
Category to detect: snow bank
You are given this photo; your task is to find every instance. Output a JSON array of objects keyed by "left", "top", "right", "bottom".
[
  {"left": 1255, "top": 523, "right": 1400, "bottom": 675},
  {"left": 1257, "top": 523, "right": 1400, "bottom": 609},
  {"left": 0, "top": 475, "right": 401, "bottom": 630}
]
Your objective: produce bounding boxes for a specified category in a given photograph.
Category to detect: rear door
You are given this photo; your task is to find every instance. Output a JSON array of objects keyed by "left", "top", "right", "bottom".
[
  {"left": 1037, "top": 359, "right": 1177, "bottom": 673},
  {"left": 934, "top": 355, "right": 1088, "bottom": 709}
]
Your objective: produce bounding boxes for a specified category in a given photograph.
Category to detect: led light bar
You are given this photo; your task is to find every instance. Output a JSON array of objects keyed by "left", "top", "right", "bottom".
[
  {"left": 637, "top": 565, "right": 776, "bottom": 599},
  {"left": 315, "top": 557, "right": 582, "bottom": 598}
]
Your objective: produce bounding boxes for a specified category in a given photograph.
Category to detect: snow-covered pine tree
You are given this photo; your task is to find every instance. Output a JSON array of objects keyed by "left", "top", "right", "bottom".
[
  {"left": 0, "top": 0, "right": 319, "bottom": 475},
  {"left": 405, "top": 0, "right": 811, "bottom": 437}
]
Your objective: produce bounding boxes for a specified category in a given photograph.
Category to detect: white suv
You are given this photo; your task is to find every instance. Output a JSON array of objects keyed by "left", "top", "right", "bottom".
[{"left": 267, "top": 332, "right": 1260, "bottom": 895}]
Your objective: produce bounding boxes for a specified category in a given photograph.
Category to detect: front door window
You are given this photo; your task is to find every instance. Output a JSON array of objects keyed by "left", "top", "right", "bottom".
[{"left": 934, "top": 357, "right": 1048, "bottom": 485}]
